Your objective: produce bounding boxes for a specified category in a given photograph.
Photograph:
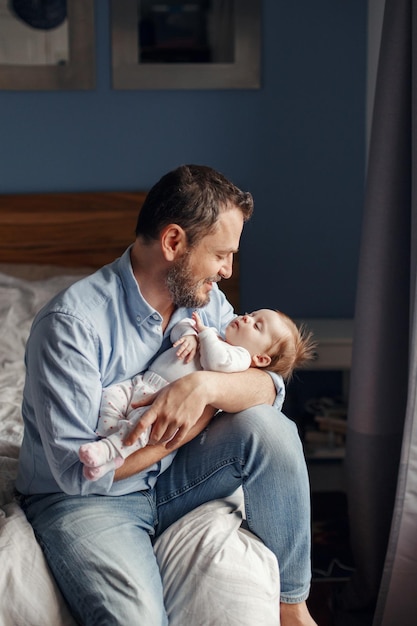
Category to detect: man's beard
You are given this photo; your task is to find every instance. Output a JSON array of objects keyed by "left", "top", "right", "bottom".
[{"left": 166, "top": 254, "right": 219, "bottom": 309}]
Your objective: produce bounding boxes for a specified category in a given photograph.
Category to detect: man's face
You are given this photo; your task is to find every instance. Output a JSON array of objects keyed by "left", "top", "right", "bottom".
[{"left": 166, "top": 207, "right": 244, "bottom": 309}]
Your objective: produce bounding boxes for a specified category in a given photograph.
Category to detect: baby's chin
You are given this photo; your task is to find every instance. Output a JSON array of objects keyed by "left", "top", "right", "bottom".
[{"left": 224, "top": 328, "right": 239, "bottom": 346}]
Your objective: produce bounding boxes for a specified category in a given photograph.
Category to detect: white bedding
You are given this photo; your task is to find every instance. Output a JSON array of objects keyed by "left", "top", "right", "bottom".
[{"left": 0, "top": 270, "right": 280, "bottom": 625}]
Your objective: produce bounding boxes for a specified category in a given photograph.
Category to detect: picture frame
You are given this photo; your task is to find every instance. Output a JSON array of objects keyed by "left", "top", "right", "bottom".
[
  {"left": 0, "top": 0, "right": 95, "bottom": 91},
  {"left": 111, "top": 0, "right": 261, "bottom": 90}
]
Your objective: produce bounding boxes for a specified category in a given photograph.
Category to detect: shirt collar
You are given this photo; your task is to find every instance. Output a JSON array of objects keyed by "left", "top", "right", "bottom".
[{"left": 115, "top": 245, "right": 163, "bottom": 327}]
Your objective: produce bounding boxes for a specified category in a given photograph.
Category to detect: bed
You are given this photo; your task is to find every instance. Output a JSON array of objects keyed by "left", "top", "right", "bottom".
[{"left": 0, "top": 191, "right": 280, "bottom": 625}]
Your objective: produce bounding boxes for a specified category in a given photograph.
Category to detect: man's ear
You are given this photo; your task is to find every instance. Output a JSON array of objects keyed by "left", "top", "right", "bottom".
[
  {"left": 251, "top": 354, "right": 272, "bottom": 368},
  {"left": 161, "top": 224, "right": 187, "bottom": 261}
]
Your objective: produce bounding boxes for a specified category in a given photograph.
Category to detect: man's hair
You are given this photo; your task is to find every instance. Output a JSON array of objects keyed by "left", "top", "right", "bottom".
[
  {"left": 135, "top": 164, "right": 254, "bottom": 246},
  {"left": 267, "top": 312, "right": 317, "bottom": 381}
]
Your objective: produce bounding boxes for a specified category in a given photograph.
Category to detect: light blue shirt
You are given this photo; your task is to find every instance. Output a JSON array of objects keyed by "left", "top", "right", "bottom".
[{"left": 16, "top": 246, "right": 285, "bottom": 497}]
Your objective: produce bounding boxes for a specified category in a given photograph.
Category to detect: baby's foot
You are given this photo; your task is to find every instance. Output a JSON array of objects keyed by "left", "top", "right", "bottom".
[
  {"left": 79, "top": 441, "right": 111, "bottom": 467},
  {"left": 83, "top": 457, "right": 124, "bottom": 481}
]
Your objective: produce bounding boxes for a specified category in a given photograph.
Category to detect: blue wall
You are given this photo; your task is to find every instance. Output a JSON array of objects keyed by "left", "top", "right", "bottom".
[{"left": 0, "top": 0, "right": 367, "bottom": 318}]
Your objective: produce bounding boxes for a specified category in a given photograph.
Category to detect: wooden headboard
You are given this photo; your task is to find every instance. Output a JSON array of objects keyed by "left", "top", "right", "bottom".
[{"left": 0, "top": 191, "right": 239, "bottom": 311}]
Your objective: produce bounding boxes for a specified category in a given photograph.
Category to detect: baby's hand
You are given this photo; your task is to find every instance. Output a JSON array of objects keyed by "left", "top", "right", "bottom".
[
  {"left": 173, "top": 334, "right": 198, "bottom": 363},
  {"left": 192, "top": 311, "right": 207, "bottom": 333}
]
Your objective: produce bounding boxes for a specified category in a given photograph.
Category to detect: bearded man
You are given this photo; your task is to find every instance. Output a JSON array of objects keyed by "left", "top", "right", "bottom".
[{"left": 16, "top": 165, "right": 317, "bottom": 626}]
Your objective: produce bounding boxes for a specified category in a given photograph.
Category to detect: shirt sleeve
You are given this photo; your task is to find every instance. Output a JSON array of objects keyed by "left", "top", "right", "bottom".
[
  {"left": 265, "top": 371, "right": 286, "bottom": 412},
  {"left": 25, "top": 312, "right": 114, "bottom": 496},
  {"left": 198, "top": 327, "right": 252, "bottom": 373}
]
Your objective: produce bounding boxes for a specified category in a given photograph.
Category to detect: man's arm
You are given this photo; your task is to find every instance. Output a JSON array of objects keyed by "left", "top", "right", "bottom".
[
  {"left": 123, "top": 367, "right": 275, "bottom": 457},
  {"left": 202, "top": 367, "right": 276, "bottom": 412}
]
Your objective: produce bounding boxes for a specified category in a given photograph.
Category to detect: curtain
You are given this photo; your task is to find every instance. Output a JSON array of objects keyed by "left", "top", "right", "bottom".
[{"left": 336, "top": 1, "right": 417, "bottom": 624}]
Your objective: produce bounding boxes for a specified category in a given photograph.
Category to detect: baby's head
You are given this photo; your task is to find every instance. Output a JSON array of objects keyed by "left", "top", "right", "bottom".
[{"left": 225, "top": 309, "right": 316, "bottom": 380}]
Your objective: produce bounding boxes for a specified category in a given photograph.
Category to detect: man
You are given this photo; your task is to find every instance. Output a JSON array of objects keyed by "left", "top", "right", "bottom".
[{"left": 16, "top": 165, "right": 317, "bottom": 625}]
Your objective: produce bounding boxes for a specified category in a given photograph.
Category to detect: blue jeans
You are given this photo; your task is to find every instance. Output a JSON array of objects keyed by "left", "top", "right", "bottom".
[{"left": 22, "top": 407, "right": 312, "bottom": 625}]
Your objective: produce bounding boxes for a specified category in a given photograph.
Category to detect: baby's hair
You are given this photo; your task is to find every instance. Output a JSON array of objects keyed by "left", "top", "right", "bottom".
[{"left": 267, "top": 311, "right": 317, "bottom": 381}]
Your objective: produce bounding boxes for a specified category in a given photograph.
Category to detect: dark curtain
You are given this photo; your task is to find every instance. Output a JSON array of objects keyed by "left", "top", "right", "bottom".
[{"left": 336, "top": 1, "right": 417, "bottom": 624}]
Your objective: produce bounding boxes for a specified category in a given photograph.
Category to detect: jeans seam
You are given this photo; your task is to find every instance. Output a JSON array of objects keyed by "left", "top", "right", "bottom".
[{"left": 142, "top": 488, "right": 158, "bottom": 532}]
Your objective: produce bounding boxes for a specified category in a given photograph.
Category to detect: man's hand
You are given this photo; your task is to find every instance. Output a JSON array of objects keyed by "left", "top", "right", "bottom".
[
  {"left": 114, "top": 405, "right": 215, "bottom": 481},
  {"left": 124, "top": 372, "right": 211, "bottom": 449}
]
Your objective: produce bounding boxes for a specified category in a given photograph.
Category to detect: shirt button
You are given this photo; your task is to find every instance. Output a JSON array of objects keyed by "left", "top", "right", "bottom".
[
  {"left": 153, "top": 314, "right": 159, "bottom": 321},
  {"left": 136, "top": 315, "right": 141, "bottom": 323}
]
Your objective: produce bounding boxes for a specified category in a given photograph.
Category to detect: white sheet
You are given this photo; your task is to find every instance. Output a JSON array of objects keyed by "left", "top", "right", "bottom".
[
  {"left": 0, "top": 270, "right": 280, "bottom": 625},
  {"left": 0, "top": 272, "right": 86, "bottom": 626}
]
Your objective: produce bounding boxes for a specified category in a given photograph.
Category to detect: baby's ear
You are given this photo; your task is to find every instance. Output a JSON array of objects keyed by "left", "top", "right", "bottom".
[{"left": 251, "top": 354, "right": 272, "bottom": 368}]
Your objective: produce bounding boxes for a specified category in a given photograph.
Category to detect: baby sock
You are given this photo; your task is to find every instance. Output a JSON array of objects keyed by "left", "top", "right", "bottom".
[
  {"left": 83, "top": 457, "right": 124, "bottom": 482},
  {"left": 79, "top": 439, "right": 120, "bottom": 466}
]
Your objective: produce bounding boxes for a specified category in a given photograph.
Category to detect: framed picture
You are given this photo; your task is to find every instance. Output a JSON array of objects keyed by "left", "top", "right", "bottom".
[
  {"left": 0, "top": 0, "right": 95, "bottom": 91},
  {"left": 111, "top": 0, "right": 261, "bottom": 90}
]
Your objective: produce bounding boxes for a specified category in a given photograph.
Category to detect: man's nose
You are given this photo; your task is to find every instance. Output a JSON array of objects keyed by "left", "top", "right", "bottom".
[{"left": 220, "top": 255, "right": 233, "bottom": 280}]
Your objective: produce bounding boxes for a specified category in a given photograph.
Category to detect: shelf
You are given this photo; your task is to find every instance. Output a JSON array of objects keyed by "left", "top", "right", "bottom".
[
  {"left": 292, "top": 318, "right": 354, "bottom": 492},
  {"left": 306, "top": 446, "right": 346, "bottom": 461}
]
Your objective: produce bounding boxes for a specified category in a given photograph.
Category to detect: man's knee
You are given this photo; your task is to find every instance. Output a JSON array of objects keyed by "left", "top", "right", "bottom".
[
  {"left": 227, "top": 406, "right": 305, "bottom": 470},
  {"left": 230, "top": 405, "right": 299, "bottom": 440}
]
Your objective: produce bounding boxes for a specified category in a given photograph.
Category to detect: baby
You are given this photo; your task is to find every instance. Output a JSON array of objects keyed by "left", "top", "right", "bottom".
[{"left": 79, "top": 309, "right": 316, "bottom": 480}]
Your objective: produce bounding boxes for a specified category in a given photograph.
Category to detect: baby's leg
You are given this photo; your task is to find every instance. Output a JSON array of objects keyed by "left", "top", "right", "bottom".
[
  {"left": 80, "top": 416, "right": 151, "bottom": 474},
  {"left": 80, "top": 425, "right": 150, "bottom": 482}
]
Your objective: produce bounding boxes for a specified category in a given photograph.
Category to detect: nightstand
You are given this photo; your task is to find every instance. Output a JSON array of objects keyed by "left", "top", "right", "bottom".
[{"left": 300, "top": 317, "right": 353, "bottom": 399}]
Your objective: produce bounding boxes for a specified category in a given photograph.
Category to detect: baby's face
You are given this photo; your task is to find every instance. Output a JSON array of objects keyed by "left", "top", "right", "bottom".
[{"left": 225, "top": 309, "right": 288, "bottom": 357}]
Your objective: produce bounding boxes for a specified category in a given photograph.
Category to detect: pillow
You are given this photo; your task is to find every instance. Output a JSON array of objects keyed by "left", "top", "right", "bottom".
[
  {"left": 0, "top": 502, "right": 76, "bottom": 626},
  {"left": 154, "top": 498, "right": 281, "bottom": 626}
]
